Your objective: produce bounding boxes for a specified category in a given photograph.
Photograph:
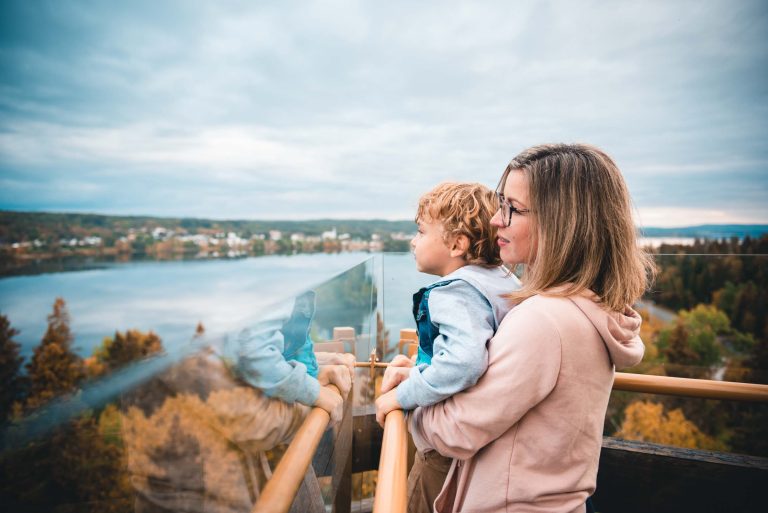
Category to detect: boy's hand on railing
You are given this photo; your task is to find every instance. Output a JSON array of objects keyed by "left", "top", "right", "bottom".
[
  {"left": 316, "top": 352, "right": 356, "bottom": 377},
  {"left": 375, "top": 389, "right": 402, "bottom": 427},
  {"left": 318, "top": 364, "right": 352, "bottom": 399},
  {"left": 315, "top": 386, "right": 344, "bottom": 425},
  {"left": 381, "top": 366, "right": 411, "bottom": 394},
  {"left": 389, "top": 354, "right": 415, "bottom": 368}
]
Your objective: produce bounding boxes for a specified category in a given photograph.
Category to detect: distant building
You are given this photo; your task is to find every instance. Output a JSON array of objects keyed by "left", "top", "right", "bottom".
[
  {"left": 269, "top": 230, "right": 282, "bottom": 241},
  {"left": 322, "top": 227, "right": 337, "bottom": 240}
]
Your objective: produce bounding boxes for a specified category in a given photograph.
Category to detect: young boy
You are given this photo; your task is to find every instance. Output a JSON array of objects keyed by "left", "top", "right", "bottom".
[{"left": 375, "top": 182, "right": 519, "bottom": 513}]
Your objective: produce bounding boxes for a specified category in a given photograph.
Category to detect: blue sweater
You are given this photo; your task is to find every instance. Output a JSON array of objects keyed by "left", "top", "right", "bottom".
[{"left": 396, "top": 265, "right": 519, "bottom": 410}]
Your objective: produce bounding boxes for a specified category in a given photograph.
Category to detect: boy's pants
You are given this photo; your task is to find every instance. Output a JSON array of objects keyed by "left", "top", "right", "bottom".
[{"left": 407, "top": 449, "right": 452, "bottom": 513}]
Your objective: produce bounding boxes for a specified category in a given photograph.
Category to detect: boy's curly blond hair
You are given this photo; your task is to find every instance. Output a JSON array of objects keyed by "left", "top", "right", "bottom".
[{"left": 416, "top": 182, "right": 501, "bottom": 267}]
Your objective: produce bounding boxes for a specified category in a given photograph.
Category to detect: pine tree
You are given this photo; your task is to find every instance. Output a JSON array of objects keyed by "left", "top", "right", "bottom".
[
  {"left": 26, "top": 298, "right": 85, "bottom": 409},
  {"left": 88, "top": 329, "right": 164, "bottom": 377},
  {"left": 0, "top": 314, "right": 28, "bottom": 422}
]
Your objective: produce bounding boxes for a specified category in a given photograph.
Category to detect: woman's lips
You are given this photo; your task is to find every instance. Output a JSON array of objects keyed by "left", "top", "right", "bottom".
[{"left": 497, "top": 236, "right": 509, "bottom": 246}]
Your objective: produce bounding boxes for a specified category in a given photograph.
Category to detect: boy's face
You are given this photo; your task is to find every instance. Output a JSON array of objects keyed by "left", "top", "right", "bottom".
[{"left": 410, "top": 217, "right": 456, "bottom": 276}]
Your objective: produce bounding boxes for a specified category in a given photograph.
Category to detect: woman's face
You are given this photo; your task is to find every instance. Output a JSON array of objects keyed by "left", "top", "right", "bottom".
[{"left": 491, "top": 169, "right": 535, "bottom": 266}]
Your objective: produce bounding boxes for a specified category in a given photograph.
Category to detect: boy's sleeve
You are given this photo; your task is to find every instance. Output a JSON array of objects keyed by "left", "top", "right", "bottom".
[
  {"left": 396, "top": 281, "right": 494, "bottom": 410},
  {"left": 233, "top": 317, "right": 320, "bottom": 406}
]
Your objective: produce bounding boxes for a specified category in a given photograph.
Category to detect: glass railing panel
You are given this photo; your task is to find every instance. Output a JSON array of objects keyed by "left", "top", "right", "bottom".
[
  {"left": 608, "top": 251, "right": 768, "bottom": 457},
  {"left": 381, "top": 252, "right": 434, "bottom": 360},
  {"left": 0, "top": 254, "right": 377, "bottom": 512},
  {"left": 378, "top": 248, "right": 768, "bottom": 458}
]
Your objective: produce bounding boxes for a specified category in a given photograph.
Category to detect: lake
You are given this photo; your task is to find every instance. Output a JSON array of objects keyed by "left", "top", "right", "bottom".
[{"left": 0, "top": 252, "right": 434, "bottom": 361}]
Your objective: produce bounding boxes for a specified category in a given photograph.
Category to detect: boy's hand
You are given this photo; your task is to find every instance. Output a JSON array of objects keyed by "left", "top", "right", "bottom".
[
  {"left": 381, "top": 366, "right": 411, "bottom": 394},
  {"left": 375, "top": 389, "right": 402, "bottom": 427},
  {"left": 318, "top": 364, "right": 352, "bottom": 399},
  {"left": 389, "top": 354, "right": 414, "bottom": 368},
  {"left": 315, "top": 386, "right": 344, "bottom": 426}
]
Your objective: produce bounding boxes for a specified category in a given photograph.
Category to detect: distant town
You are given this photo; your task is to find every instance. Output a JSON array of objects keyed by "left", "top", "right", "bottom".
[
  {"left": 1, "top": 211, "right": 767, "bottom": 275},
  {"left": 0, "top": 211, "right": 417, "bottom": 273}
]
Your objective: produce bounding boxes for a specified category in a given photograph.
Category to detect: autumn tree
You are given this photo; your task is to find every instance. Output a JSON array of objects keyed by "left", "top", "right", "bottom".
[
  {"left": 25, "top": 298, "right": 85, "bottom": 408},
  {"left": 615, "top": 400, "right": 725, "bottom": 451},
  {"left": 87, "top": 329, "right": 163, "bottom": 377},
  {"left": 0, "top": 314, "right": 28, "bottom": 422}
]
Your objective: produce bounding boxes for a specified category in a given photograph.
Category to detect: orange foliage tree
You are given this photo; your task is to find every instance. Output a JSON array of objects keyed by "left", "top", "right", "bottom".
[{"left": 615, "top": 400, "right": 726, "bottom": 451}]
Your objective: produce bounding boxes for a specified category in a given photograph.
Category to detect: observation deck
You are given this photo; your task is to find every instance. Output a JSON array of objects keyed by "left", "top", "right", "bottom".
[{"left": 1, "top": 254, "right": 767, "bottom": 513}]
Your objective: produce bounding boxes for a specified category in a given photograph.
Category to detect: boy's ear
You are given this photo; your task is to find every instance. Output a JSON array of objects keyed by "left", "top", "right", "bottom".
[{"left": 450, "top": 234, "right": 470, "bottom": 258}]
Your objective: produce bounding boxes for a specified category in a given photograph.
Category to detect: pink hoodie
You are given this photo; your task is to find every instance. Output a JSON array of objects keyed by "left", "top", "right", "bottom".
[{"left": 410, "top": 291, "right": 644, "bottom": 513}]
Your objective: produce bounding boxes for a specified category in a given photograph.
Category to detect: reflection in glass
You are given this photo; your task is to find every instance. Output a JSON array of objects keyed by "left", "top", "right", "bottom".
[{"left": 1, "top": 257, "right": 377, "bottom": 512}]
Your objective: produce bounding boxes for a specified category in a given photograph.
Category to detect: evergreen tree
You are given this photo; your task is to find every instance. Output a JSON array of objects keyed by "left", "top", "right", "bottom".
[
  {"left": 26, "top": 298, "right": 85, "bottom": 408},
  {"left": 89, "top": 329, "right": 163, "bottom": 377},
  {"left": 0, "top": 314, "right": 28, "bottom": 422}
]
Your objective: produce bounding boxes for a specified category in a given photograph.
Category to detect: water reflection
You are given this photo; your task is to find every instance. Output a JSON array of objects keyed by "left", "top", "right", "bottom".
[{"left": 1, "top": 257, "right": 377, "bottom": 512}]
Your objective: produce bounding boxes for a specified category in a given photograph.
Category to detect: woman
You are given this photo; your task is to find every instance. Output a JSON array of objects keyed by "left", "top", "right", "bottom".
[{"left": 408, "top": 144, "right": 655, "bottom": 513}]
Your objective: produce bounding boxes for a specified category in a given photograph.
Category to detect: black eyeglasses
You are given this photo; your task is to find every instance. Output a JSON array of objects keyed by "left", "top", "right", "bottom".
[{"left": 495, "top": 191, "right": 529, "bottom": 226}]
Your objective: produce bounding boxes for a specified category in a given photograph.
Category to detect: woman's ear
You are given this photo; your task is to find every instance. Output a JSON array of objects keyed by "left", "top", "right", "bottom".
[{"left": 450, "top": 234, "right": 470, "bottom": 258}]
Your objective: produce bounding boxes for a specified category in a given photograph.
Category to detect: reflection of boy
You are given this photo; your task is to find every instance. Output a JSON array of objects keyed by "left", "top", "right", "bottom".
[
  {"left": 227, "top": 290, "right": 353, "bottom": 423},
  {"left": 375, "top": 182, "right": 519, "bottom": 513}
]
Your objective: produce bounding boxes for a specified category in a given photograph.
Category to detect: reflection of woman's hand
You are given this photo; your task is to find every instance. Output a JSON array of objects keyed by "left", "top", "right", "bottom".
[
  {"left": 316, "top": 352, "right": 356, "bottom": 377},
  {"left": 315, "top": 386, "right": 344, "bottom": 425},
  {"left": 375, "top": 389, "right": 402, "bottom": 427},
  {"left": 318, "top": 364, "right": 352, "bottom": 399},
  {"left": 381, "top": 366, "right": 411, "bottom": 394}
]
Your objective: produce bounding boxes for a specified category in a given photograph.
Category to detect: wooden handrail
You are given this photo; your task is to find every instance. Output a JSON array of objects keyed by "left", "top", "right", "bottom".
[
  {"left": 392, "top": 329, "right": 768, "bottom": 403},
  {"left": 252, "top": 384, "right": 341, "bottom": 513},
  {"left": 373, "top": 409, "right": 408, "bottom": 513},
  {"left": 368, "top": 352, "right": 768, "bottom": 403},
  {"left": 612, "top": 372, "right": 768, "bottom": 402}
]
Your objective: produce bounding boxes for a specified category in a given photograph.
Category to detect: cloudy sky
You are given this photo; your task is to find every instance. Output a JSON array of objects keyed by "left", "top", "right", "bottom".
[{"left": 0, "top": 0, "right": 766, "bottom": 227}]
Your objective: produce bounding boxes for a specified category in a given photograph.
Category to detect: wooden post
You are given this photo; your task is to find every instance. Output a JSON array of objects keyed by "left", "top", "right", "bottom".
[
  {"left": 398, "top": 328, "right": 418, "bottom": 358},
  {"left": 372, "top": 410, "right": 408, "bottom": 513},
  {"left": 333, "top": 327, "right": 356, "bottom": 353}
]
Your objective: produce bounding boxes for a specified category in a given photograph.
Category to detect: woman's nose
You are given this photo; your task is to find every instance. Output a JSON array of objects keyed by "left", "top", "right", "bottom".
[{"left": 490, "top": 209, "right": 503, "bottom": 227}]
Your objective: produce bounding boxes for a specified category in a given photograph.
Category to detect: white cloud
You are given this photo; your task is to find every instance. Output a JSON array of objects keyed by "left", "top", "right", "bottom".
[{"left": 0, "top": 0, "right": 766, "bottom": 224}]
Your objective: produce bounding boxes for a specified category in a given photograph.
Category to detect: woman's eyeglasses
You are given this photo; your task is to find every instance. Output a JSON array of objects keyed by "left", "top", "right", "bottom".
[{"left": 495, "top": 192, "right": 529, "bottom": 226}]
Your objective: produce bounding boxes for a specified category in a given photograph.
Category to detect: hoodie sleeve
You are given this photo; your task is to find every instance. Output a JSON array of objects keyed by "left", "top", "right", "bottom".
[
  {"left": 409, "top": 307, "right": 561, "bottom": 460},
  {"left": 396, "top": 280, "right": 494, "bottom": 410}
]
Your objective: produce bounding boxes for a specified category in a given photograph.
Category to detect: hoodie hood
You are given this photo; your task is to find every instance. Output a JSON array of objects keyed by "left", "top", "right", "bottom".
[
  {"left": 447, "top": 265, "right": 520, "bottom": 328},
  {"left": 568, "top": 292, "right": 645, "bottom": 370}
]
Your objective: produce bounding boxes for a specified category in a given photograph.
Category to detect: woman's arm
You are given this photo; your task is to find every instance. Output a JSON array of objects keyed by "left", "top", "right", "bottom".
[{"left": 409, "top": 307, "right": 562, "bottom": 460}]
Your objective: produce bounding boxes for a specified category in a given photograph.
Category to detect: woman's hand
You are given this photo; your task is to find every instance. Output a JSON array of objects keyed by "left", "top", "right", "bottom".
[
  {"left": 318, "top": 364, "right": 352, "bottom": 399},
  {"left": 375, "top": 389, "right": 402, "bottom": 427}
]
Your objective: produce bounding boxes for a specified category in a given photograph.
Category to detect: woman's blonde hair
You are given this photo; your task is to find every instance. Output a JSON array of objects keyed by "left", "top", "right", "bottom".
[
  {"left": 416, "top": 182, "right": 501, "bottom": 267},
  {"left": 499, "top": 144, "right": 656, "bottom": 311}
]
